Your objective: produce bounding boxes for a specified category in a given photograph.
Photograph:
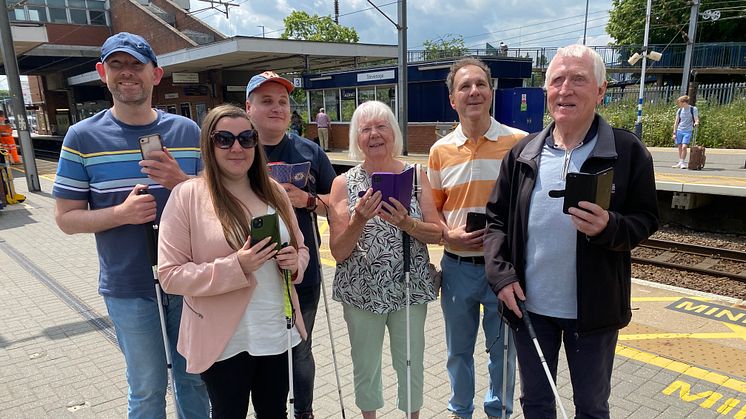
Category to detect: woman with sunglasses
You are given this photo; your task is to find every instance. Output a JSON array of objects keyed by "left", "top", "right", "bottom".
[{"left": 157, "top": 104, "right": 309, "bottom": 418}]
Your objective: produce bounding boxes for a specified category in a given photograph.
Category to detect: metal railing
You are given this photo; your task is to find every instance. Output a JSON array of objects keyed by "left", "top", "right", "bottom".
[
  {"left": 605, "top": 82, "right": 746, "bottom": 106},
  {"left": 407, "top": 43, "right": 746, "bottom": 70}
]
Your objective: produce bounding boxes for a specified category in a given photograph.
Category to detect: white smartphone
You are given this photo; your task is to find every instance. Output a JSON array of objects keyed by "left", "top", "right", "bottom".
[{"left": 139, "top": 134, "right": 163, "bottom": 160}]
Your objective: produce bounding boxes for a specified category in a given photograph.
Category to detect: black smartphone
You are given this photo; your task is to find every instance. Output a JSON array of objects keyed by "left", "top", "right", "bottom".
[
  {"left": 465, "top": 212, "right": 487, "bottom": 233},
  {"left": 250, "top": 213, "right": 281, "bottom": 251},
  {"left": 139, "top": 134, "right": 163, "bottom": 160}
]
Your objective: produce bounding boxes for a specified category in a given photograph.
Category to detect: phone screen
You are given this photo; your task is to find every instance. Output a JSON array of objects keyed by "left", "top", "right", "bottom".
[{"left": 139, "top": 134, "right": 163, "bottom": 159}]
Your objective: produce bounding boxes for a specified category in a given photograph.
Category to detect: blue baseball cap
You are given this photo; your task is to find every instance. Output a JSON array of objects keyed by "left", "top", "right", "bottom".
[
  {"left": 246, "top": 71, "right": 294, "bottom": 98},
  {"left": 100, "top": 32, "right": 158, "bottom": 66}
]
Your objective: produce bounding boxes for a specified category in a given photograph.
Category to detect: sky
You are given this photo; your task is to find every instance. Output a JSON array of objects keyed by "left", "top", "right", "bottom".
[
  {"left": 2, "top": 1, "right": 617, "bottom": 92},
  {"left": 188, "top": 0, "right": 616, "bottom": 49}
]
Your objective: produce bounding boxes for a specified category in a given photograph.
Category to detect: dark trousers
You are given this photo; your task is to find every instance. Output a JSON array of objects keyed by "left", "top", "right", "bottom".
[
  {"left": 293, "top": 283, "right": 321, "bottom": 417},
  {"left": 513, "top": 312, "right": 618, "bottom": 419},
  {"left": 200, "top": 351, "right": 288, "bottom": 419}
]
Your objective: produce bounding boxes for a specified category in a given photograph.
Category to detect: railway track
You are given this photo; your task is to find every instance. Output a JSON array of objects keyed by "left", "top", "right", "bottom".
[{"left": 632, "top": 238, "right": 746, "bottom": 284}]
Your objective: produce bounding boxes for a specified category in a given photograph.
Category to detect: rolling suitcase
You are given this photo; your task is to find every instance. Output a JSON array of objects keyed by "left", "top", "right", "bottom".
[{"left": 687, "top": 127, "right": 705, "bottom": 170}]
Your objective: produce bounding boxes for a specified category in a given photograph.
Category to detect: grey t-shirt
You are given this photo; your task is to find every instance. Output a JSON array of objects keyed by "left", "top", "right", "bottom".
[{"left": 676, "top": 105, "right": 699, "bottom": 132}]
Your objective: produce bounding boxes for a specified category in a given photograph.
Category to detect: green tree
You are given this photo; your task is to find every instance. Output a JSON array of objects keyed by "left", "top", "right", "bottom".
[
  {"left": 281, "top": 11, "right": 359, "bottom": 43},
  {"left": 422, "top": 34, "right": 467, "bottom": 61},
  {"left": 607, "top": 0, "right": 746, "bottom": 45}
]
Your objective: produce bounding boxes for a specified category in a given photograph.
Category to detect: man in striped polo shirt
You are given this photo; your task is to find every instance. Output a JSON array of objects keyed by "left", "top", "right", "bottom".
[
  {"left": 53, "top": 32, "right": 209, "bottom": 418},
  {"left": 428, "top": 57, "right": 526, "bottom": 419}
]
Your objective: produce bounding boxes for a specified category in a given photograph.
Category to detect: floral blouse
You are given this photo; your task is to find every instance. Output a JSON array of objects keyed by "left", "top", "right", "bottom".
[{"left": 333, "top": 163, "right": 437, "bottom": 314}]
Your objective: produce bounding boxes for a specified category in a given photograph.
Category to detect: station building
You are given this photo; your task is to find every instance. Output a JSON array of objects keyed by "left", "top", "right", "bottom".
[{"left": 3, "top": 0, "right": 543, "bottom": 153}]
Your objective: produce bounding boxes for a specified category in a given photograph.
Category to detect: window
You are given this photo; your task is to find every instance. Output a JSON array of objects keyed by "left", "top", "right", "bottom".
[
  {"left": 87, "top": 0, "right": 106, "bottom": 9},
  {"left": 377, "top": 86, "right": 396, "bottom": 113},
  {"left": 27, "top": 6, "right": 48, "bottom": 22},
  {"left": 68, "top": 0, "right": 86, "bottom": 7},
  {"left": 309, "top": 91, "right": 324, "bottom": 122},
  {"left": 341, "top": 88, "right": 356, "bottom": 121},
  {"left": 10, "top": 8, "right": 26, "bottom": 21},
  {"left": 180, "top": 103, "right": 192, "bottom": 119},
  {"left": 47, "top": 0, "right": 66, "bottom": 6},
  {"left": 358, "top": 87, "right": 375, "bottom": 105},
  {"left": 166, "top": 105, "right": 177, "bottom": 114},
  {"left": 49, "top": 8, "right": 67, "bottom": 23},
  {"left": 70, "top": 8, "right": 87, "bottom": 24},
  {"left": 89, "top": 10, "right": 106, "bottom": 25},
  {"left": 324, "top": 89, "right": 339, "bottom": 121}
]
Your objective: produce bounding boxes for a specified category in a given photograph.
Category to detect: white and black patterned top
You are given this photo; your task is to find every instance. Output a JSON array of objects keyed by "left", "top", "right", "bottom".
[{"left": 333, "top": 164, "right": 437, "bottom": 314}]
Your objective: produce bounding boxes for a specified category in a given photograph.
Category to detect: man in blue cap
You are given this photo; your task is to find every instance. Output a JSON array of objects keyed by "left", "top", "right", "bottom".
[
  {"left": 53, "top": 32, "right": 210, "bottom": 418},
  {"left": 246, "top": 71, "right": 336, "bottom": 419}
]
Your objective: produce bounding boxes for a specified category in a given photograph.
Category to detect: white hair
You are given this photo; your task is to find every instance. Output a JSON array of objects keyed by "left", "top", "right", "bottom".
[
  {"left": 348, "top": 101, "right": 403, "bottom": 160},
  {"left": 544, "top": 44, "right": 606, "bottom": 89}
]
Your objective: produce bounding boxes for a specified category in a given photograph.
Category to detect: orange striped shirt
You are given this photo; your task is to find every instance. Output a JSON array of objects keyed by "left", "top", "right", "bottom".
[{"left": 428, "top": 118, "right": 526, "bottom": 255}]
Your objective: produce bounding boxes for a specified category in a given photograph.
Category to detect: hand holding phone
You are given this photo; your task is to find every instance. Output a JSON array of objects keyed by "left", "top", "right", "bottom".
[
  {"left": 465, "top": 212, "right": 487, "bottom": 233},
  {"left": 139, "top": 134, "right": 163, "bottom": 160},
  {"left": 250, "top": 213, "right": 282, "bottom": 251}
]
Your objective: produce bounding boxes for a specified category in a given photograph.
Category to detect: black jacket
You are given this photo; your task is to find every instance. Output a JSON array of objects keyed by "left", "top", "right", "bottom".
[{"left": 484, "top": 115, "right": 659, "bottom": 334}]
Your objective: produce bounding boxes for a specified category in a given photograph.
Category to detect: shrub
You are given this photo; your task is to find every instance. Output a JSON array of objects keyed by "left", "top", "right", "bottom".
[{"left": 541, "top": 100, "right": 746, "bottom": 149}]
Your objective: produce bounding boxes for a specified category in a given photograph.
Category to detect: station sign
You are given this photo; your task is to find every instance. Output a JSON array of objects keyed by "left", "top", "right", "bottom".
[
  {"left": 357, "top": 70, "right": 395, "bottom": 83},
  {"left": 172, "top": 72, "right": 200, "bottom": 84}
]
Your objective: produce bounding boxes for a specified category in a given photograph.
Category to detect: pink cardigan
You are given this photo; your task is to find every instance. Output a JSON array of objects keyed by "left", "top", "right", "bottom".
[{"left": 158, "top": 177, "right": 309, "bottom": 374}]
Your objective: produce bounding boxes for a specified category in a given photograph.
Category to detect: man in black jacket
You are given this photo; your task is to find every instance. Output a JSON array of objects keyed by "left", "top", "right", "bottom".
[{"left": 484, "top": 44, "right": 659, "bottom": 419}]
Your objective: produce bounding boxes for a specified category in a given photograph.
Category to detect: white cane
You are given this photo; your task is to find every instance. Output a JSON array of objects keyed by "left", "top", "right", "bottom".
[
  {"left": 517, "top": 300, "right": 568, "bottom": 419},
  {"left": 310, "top": 213, "right": 347, "bottom": 418},
  {"left": 282, "top": 268, "right": 295, "bottom": 414},
  {"left": 402, "top": 230, "right": 412, "bottom": 419},
  {"left": 139, "top": 189, "right": 179, "bottom": 418}
]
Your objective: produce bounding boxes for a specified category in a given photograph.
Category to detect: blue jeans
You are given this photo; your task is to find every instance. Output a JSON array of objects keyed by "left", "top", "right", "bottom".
[
  {"left": 441, "top": 255, "right": 516, "bottom": 419},
  {"left": 293, "top": 283, "right": 320, "bottom": 417},
  {"left": 513, "top": 312, "right": 618, "bottom": 419},
  {"left": 104, "top": 294, "right": 210, "bottom": 419}
]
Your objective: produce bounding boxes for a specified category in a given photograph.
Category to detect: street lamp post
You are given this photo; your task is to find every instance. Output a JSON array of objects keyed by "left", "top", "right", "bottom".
[{"left": 633, "top": 0, "right": 653, "bottom": 140}]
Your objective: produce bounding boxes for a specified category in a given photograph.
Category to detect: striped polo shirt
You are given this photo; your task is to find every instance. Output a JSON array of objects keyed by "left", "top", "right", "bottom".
[
  {"left": 53, "top": 109, "right": 201, "bottom": 298},
  {"left": 428, "top": 118, "right": 526, "bottom": 256}
]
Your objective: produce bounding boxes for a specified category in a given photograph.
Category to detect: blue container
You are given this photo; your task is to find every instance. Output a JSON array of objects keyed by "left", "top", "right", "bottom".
[{"left": 494, "top": 87, "right": 545, "bottom": 133}]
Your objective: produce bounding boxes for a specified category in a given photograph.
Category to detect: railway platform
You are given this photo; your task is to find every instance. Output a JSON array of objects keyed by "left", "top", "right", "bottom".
[{"left": 1, "top": 158, "right": 745, "bottom": 418}]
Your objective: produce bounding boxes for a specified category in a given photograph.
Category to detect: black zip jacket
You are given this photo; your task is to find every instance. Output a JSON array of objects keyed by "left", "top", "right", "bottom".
[{"left": 484, "top": 115, "right": 659, "bottom": 334}]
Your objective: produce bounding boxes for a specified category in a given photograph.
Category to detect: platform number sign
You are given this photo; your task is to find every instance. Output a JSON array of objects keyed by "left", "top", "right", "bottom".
[{"left": 293, "top": 78, "right": 303, "bottom": 88}]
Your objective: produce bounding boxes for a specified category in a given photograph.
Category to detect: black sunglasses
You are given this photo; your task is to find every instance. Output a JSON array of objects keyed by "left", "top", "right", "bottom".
[{"left": 211, "top": 130, "right": 259, "bottom": 149}]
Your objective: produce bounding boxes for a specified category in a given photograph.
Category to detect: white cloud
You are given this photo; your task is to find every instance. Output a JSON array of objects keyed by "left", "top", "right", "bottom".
[{"left": 188, "top": 0, "right": 615, "bottom": 46}]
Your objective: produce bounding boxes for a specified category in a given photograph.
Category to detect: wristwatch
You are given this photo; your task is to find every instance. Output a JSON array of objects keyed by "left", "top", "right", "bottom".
[{"left": 306, "top": 193, "right": 318, "bottom": 212}]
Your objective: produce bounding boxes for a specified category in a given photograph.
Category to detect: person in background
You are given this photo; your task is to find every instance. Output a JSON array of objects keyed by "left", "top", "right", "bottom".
[
  {"left": 485, "top": 44, "right": 659, "bottom": 419},
  {"left": 328, "top": 100, "right": 441, "bottom": 419},
  {"left": 428, "top": 57, "right": 524, "bottom": 419},
  {"left": 671, "top": 95, "right": 700, "bottom": 169},
  {"left": 315, "top": 107, "right": 330, "bottom": 151},
  {"left": 246, "top": 70, "right": 337, "bottom": 419},
  {"left": 52, "top": 32, "right": 210, "bottom": 418},
  {"left": 291, "top": 110, "right": 305, "bottom": 136},
  {"left": 158, "top": 104, "right": 309, "bottom": 418},
  {"left": 0, "top": 111, "right": 21, "bottom": 164}
]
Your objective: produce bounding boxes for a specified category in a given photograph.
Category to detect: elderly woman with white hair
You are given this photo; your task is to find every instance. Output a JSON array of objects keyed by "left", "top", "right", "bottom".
[{"left": 328, "top": 100, "right": 441, "bottom": 419}]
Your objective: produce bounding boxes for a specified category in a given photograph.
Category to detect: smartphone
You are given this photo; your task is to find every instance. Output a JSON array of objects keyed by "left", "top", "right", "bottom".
[
  {"left": 139, "top": 134, "right": 163, "bottom": 160},
  {"left": 250, "top": 213, "right": 281, "bottom": 251},
  {"left": 465, "top": 212, "right": 487, "bottom": 233}
]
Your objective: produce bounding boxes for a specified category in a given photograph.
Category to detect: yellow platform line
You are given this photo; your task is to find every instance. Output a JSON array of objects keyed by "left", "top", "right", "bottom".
[
  {"left": 616, "top": 344, "right": 746, "bottom": 394},
  {"left": 631, "top": 296, "right": 710, "bottom": 302},
  {"left": 619, "top": 332, "right": 741, "bottom": 340},
  {"left": 11, "top": 166, "right": 55, "bottom": 182}
]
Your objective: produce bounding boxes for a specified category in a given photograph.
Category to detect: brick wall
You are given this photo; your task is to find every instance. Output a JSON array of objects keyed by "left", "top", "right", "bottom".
[
  {"left": 109, "top": 0, "right": 196, "bottom": 55},
  {"left": 44, "top": 23, "right": 110, "bottom": 46},
  {"left": 151, "top": 0, "right": 225, "bottom": 42}
]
